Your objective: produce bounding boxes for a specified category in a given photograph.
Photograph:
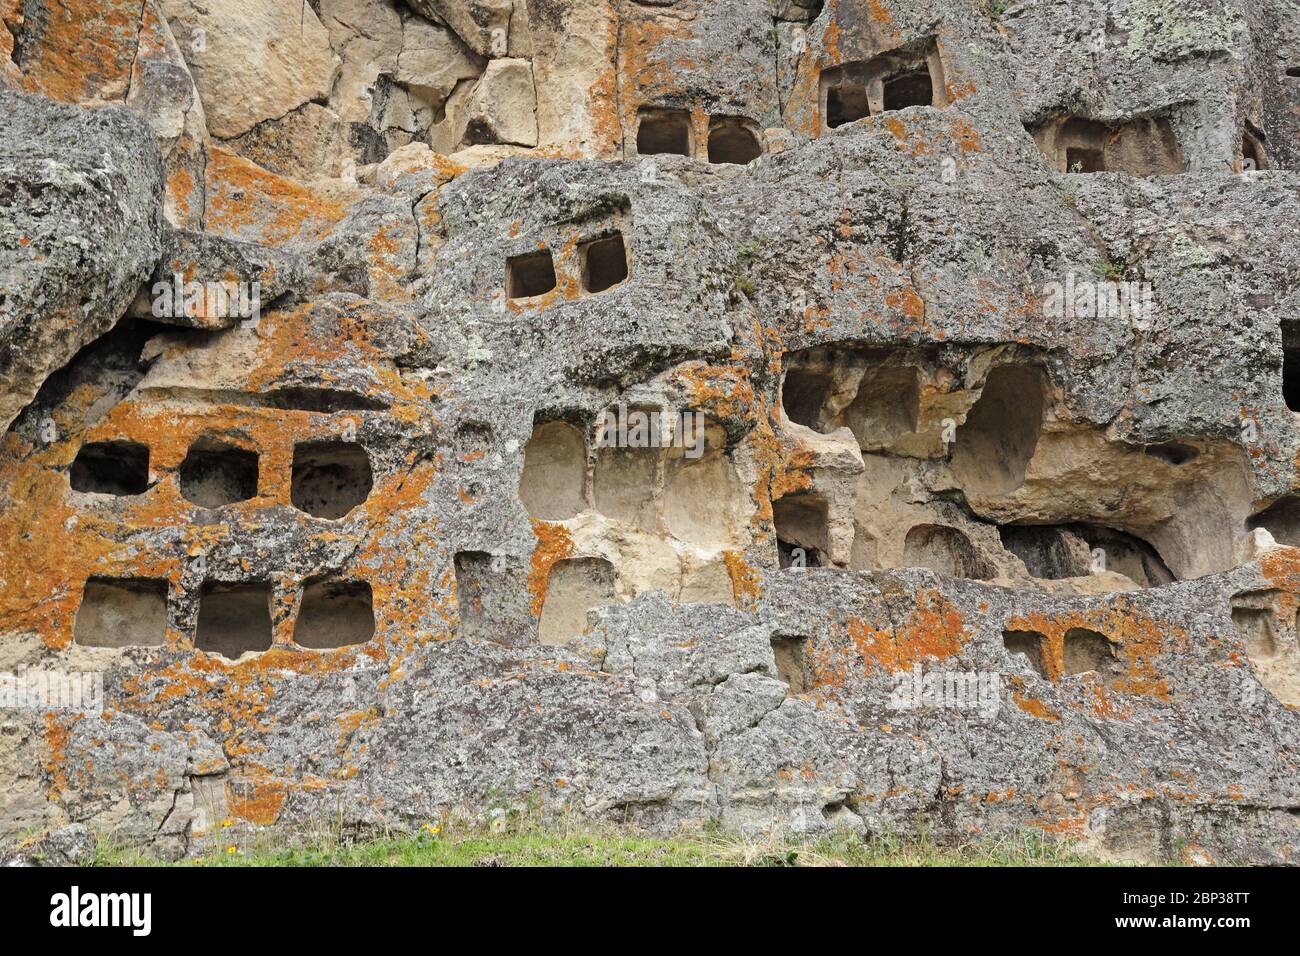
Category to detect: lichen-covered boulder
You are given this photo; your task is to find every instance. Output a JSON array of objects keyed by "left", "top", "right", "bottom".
[{"left": 0, "top": 89, "right": 163, "bottom": 430}]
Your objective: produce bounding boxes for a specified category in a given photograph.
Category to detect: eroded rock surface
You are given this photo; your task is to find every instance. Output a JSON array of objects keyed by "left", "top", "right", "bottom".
[{"left": 0, "top": 0, "right": 1298, "bottom": 864}]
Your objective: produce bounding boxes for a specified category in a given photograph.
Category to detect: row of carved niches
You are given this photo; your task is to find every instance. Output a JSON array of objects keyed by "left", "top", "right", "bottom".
[
  {"left": 71, "top": 437, "right": 373, "bottom": 519},
  {"left": 73, "top": 577, "right": 374, "bottom": 660}
]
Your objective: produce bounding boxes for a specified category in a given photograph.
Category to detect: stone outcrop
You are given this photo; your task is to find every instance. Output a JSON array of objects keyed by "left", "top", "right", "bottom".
[
  {"left": 0, "top": 0, "right": 1298, "bottom": 865},
  {"left": 0, "top": 90, "right": 164, "bottom": 431}
]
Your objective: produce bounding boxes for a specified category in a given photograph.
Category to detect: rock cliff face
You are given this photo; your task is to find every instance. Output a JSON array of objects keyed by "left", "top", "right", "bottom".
[{"left": 1, "top": 0, "right": 1298, "bottom": 864}]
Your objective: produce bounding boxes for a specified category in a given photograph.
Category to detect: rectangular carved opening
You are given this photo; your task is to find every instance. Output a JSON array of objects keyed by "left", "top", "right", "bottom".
[
  {"left": 74, "top": 577, "right": 168, "bottom": 648},
  {"left": 774, "top": 494, "right": 828, "bottom": 568},
  {"left": 882, "top": 68, "right": 933, "bottom": 111},
  {"left": 506, "top": 249, "right": 557, "bottom": 299},
  {"left": 454, "top": 550, "right": 492, "bottom": 642},
  {"left": 294, "top": 579, "right": 374, "bottom": 649},
  {"left": 1230, "top": 594, "right": 1281, "bottom": 661},
  {"left": 771, "top": 636, "right": 809, "bottom": 694},
  {"left": 70, "top": 440, "right": 149, "bottom": 495},
  {"left": 707, "top": 117, "right": 763, "bottom": 165},
  {"left": 1034, "top": 115, "right": 1183, "bottom": 176},
  {"left": 636, "top": 107, "right": 692, "bottom": 156},
  {"left": 291, "top": 441, "right": 373, "bottom": 519},
  {"left": 180, "top": 439, "right": 258, "bottom": 508},
  {"left": 1062, "top": 627, "right": 1122, "bottom": 686},
  {"left": 196, "top": 581, "right": 273, "bottom": 660},
  {"left": 580, "top": 233, "right": 629, "bottom": 294},
  {"left": 821, "top": 64, "right": 871, "bottom": 129},
  {"left": 1003, "top": 629, "right": 1048, "bottom": 679},
  {"left": 903, "top": 523, "right": 993, "bottom": 580},
  {"left": 453, "top": 550, "right": 529, "bottom": 645},
  {"left": 999, "top": 525, "right": 1091, "bottom": 580},
  {"left": 538, "top": 557, "right": 617, "bottom": 646},
  {"left": 521, "top": 419, "right": 588, "bottom": 521}
]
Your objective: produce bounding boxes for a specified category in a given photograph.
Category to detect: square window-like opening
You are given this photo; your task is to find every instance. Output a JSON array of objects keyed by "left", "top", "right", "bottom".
[
  {"left": 291, "top": 441, "right": 373, "bottom": 519},
  {"left": 882, "top": 69, "right": 933, "bottom": 111},
  {"left": 579, "top": 233, "right": 629, "bottom": 294},
  {"left": 636, "top": 108, "right": 692, "bottom": 156},
  {"left": 771, "top": 636, "right": 810, "bottom": 694},
  {"left": 538, "top": 557, "right": 617, "bottom": 646},
  {"left": 1066, "top": 146, "right": 1105, "bottom": 173},
  {"left": 70, "top": 440, "right": 149, "bottom": 495},
  {"left": 707, "top": 118, "right": 763, "bottom": 165},
  {"left": 294, "top": 579, "right": 374, "bottom": 649},
  {"left": 1231, "top": 605, "right": 1279, "bottom": 660},
  {"left": 196, "top": 581, "right": 273, "bottom": 660},
  {"left": 1003, "top": 629, "right": 1048, "bottom": 679},
  {"left": 180, "top": 439, "right": 258, "bottom": 508},
  {"left": 507, "top": 249, "right": 557, "bottom": 300},
  {"left": 74, "top": 577, "right": 168, "bottom": 648},
  {"left": 825, "top": 82, "right": 870, "bottom": 129},
  {"left": 774, "top": 495, "right": 828, "bottom": 568},
  {"left": 1062, "top": 627, "right": 1122, "bottom": 686}
]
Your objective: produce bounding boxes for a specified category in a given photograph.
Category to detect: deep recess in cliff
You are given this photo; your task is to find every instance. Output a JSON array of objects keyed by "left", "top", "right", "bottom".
[{"left": 0, "top": 0, "right": 1298, "bottom": 865}]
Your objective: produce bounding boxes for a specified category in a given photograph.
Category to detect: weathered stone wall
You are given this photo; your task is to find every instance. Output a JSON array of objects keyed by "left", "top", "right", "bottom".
[{"left": 0, "top": 0, "right": 1297, "bottom": 864}]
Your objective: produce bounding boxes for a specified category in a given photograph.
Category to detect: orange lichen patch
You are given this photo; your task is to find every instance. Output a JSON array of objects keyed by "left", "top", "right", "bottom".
[
  {"left": 1014, "top": 692, "right": 1060, "bottom": 721},
  {"left": 416, "top": 195, "right": 443, "bottom": 239},
  {"left": 364, "top": 223, "right": 413, "bottom": 303},
  {"left": 1085, "top": 681, "right": 1133, "bottom": 720},
  {"left": 1259, "top": 549, "right": 1300, "bottom": 626},
  {"left": 771, "top": 446, "right": 816, "bottom": 501},
  {"left": 242, "top": 300, "right": 433, "bottom": 402},
  {"left": 868, "top": 0, "right": 895, "bottom": 27},
  {"left": 946, "top": 80, "right": 977, "bottom": 102},
  {"left": 528, "top": 522, "right": 576, "bottom": 616},
  {"left": 884, "top": 283, "right": 926, "bottom": 320},
  {"left": 951, "top": 117, "right": 983, "bottom": 154},
  {"left": 586, "top": 13, "right": 623, "bottom": 154},
  {"left": 130, "top": 0, "right": 172, "bottom": 63},
  {"left": 0, "top": 299, "right": 442, "bottom": 658},
  {"left": 743, "top": 400, "right": 789, "bottom": 529},
  {"left": 335, "top": 708, "right": 379, "bottom": 756},
  {"left": 16, "top": 0, "right": 141, "bottom": 104},
  {"left": 1003, "top": 602, "right": 1186, "bottom": 700},
  {"left": 0, "top": 448, "right": 126, "bottom": 649},
  {"left": 613, "top": 14, "right": 690, "bottom": 140},
  {"left": 42, "top": 712, "right": 83, "bottom": 799},
  {"left": 166, "top": 164, "right": 196, "bottom": 223},
  {"left": 669, "top": 362, "right": 755, "bottom": 422},
  {"left": 1027, "top": 811, "right": 1088, "bottom": 839},
  {"left": 0, "top": 0, "right": 16, "bottom": 64},
  {"left": 883, "top": 115, "right": 934, "bottom": 158},
  {"left": 204, "top": 147, "right": 347, "bottom": 247},
  {"left": 723, "top": 550, "right": 762, "bottom": 609},
  {"left": 225, "top": 776, "right": 287, "bottom": 825},
  {"left": 846, "top": 589, "right": 968, "bottom": 672}
]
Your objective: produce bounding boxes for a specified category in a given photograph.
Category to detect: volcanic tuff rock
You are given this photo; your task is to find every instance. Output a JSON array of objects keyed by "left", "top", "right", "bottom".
[{"left": 0, "top": 0, "right": 1298, "bottom": 864}]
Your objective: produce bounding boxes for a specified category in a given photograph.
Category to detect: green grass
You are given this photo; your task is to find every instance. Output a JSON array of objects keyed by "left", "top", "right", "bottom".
[{"left": 92, "top": 821, "right": 1124, "bottom": 868}]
